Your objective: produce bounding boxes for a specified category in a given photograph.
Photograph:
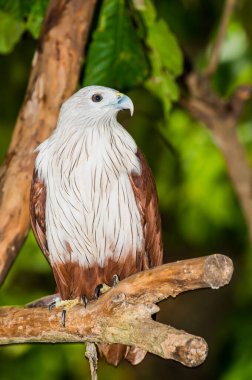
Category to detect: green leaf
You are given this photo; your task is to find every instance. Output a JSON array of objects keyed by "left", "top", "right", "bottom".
[
  {"left": 0, "top": 0, "right": 22, "bottom": 18},
  {"left": 0, "top": 11, "right": 24, "bottom": 54},
  {"left": 84, "top": 0, "right": 149, "bottom": 89},
  {"left": 26, "top": 0, "right": 48, "bottom": 38},
  {"left": 148, "top": 19, "right": 182, "bottom": 76},
  {"left": 138, "top": 0, "right": 183, "bottom": 113},
  {"left": 0, "top": 0, "right": 48, "bottom": 53}
]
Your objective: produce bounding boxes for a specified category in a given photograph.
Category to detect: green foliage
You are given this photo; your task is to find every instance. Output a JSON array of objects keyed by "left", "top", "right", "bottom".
[
  {"left": 155, "top": 109, "right": 241, "bottom": 245},
  {"left": 219, "top": 301, "right": 252, "bottom": 380},
  {"left": 138, "top": 0, "right": 183, "bottom": 113},
  {"left": 0, "top": 10, "right": 24, "bottom": 54},
  {"left": 84, "top": 0, "right": 183, "bottom": 110},
  {"left": 0, "top": 0, "right": 48, "bottom": 53},
  {"left": 84, "top": 0, "right": 149, "bottom": 89},
  {"left": 26, "top": 1, "right": 49, "bottom": 38},
  {"left": 212, "top": 20, "right": 252, "bottom": 96}
]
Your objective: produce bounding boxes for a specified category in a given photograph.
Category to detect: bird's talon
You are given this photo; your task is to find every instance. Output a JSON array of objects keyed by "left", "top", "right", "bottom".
[
  {"left": 94, "top": 279, "right": 118, "bottom": 298},
  {"left": 81, "top": 295, "right": 87, "bottom": 307},
  {"left": 61, "top": 309, "right": 66, "bottom": 327},
  {"left": 94, "top": 284, "right": 103, "bottom": 299},
  {"left": 112, "top": 274, "right": 120, "bottom": 287},
  {"left": 48, "top": 301, "right": 56, "bottom": 312}
]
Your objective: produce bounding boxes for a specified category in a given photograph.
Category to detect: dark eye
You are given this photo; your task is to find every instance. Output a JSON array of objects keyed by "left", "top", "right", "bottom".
[{"left": 91, "top": 94, "right": 103, "bottom": 102}]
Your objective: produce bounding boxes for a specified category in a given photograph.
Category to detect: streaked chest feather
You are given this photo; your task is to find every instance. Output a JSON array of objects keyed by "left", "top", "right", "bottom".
[{"left": 35, "top": 123, "right": 144, "bottom": 268}]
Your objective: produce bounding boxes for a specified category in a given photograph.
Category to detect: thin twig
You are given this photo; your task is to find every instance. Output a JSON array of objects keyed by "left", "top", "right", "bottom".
[
  {"left": 85, "top": 342, "right": 98, "bottom": 380},
  {"left": 205, "top": 0, "right": 236, "bottom": 76}
]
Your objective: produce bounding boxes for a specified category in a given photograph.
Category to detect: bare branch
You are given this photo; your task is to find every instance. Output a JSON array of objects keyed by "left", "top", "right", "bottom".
[
  {"left": 0, "top": 0, "right": 97, "bottom": 285},
  {"left": 0, "top": 254, "right": 233, "bottom": 368},
  {"left": 182, "top": 71, "right": 252, "bottom": 242},
  {"left": 85, "top": 343, "right": 98, "bottom": 380},
  {"left": 180, "top": 0, "right": 252, "bottom": 243},
  {"left": 205, "top": 0, "right": 236, "bottom": 76}
]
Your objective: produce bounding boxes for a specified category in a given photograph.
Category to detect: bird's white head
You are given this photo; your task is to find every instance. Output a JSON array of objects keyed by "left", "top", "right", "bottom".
[{"left": 58, "top": 86, "right": 134, "bottom": 130}]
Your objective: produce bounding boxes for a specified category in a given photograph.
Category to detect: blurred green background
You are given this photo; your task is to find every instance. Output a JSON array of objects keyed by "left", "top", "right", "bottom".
[{"left": 1, "top": 0, "right": 252, "bottom": 379}]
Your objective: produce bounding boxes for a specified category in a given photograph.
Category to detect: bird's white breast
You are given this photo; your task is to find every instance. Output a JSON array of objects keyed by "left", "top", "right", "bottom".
[{"left": 35, "top": 121, "right": 144, "bottom": 268}]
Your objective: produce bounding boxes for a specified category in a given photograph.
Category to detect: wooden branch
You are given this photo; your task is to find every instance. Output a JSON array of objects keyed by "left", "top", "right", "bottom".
[
  {"left": 0, "top": 0, "right": 97, "bottom": 285},
  {"left": 181, "top": 0, "right": 252, "bottom": 243},
  {"left": 205, "top": 0, "right": 236, "bottom": 76},
  {"left": 0, "top": 254, "right": 233, "bottom": 368},
  {"left": 182, "top": 73, "right": 252, "bottom": 242}
]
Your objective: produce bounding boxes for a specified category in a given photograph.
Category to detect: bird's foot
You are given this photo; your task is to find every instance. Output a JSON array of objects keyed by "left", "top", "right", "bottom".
[
  {"left": 48, "top": 298, "right": 82, "bottom": 328},
  {"left": 94, "top": 274, "right": 120, "bottom": 298},
  {"left": 48, "top": 297, "right": 80, "bottom": 311}
]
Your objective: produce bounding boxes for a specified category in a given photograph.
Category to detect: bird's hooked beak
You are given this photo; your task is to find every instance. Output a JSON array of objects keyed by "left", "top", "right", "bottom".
[{"left": 113, "top": 93, "right": 134, "bottom": 116}]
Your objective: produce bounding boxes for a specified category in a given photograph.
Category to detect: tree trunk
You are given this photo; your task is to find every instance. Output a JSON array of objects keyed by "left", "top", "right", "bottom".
[{"left": 0, "top": 0, "right": 97, "bottom": 285}]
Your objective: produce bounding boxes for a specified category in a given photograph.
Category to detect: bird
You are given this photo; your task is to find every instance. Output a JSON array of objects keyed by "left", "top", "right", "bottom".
[{"left": 30, "top": 85, "right": 163, "bottom": 366}]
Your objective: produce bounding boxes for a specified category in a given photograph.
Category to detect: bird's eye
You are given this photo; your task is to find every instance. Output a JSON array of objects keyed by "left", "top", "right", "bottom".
[{"left": 91, "top": 94, "right": 103, "bottom": 102}]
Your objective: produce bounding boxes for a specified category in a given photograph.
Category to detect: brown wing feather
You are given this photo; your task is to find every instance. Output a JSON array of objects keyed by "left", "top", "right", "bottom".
[
  {"left": 30, "top": 170, "right": 49, "bottom": 259},
  {"left": 130, "top": 149, "right": 163, "bottom": 269}
]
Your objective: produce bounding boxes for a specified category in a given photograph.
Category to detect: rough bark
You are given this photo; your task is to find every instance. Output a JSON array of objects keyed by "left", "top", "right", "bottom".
[
  {"left": 0, "top": 254, "right": 233, "bottom": 368},
  {"left": 0, "top": 0, "right": 97, "bottom": 285}
]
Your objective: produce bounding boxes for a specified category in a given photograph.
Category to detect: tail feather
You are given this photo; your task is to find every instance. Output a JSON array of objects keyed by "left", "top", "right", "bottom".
[
  {"left": 125, "top": 346, "right": 147, "bottom": 365},
  {"left": 97, "top": 343, "right": 146, "bottom": 366}
]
